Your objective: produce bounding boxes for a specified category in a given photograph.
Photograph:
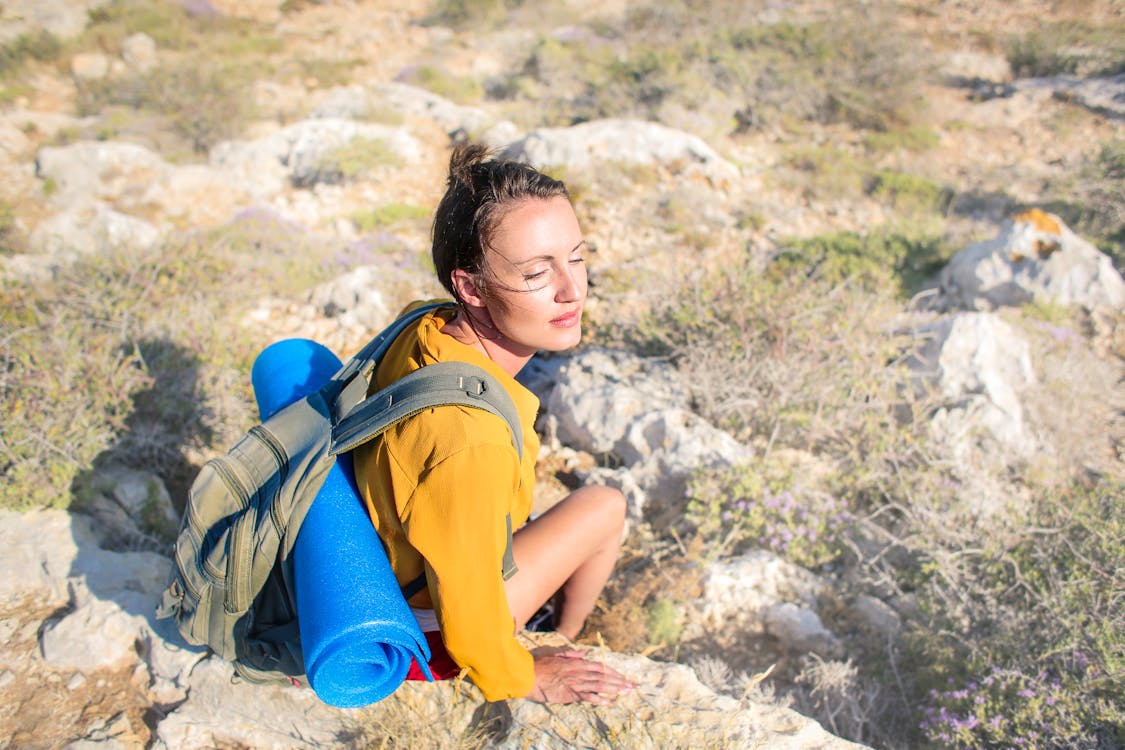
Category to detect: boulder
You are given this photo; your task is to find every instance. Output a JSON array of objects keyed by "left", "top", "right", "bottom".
[
  {"left": 545, "top": 348, "right": 689, "bottom": 456},
  {"left": 685, "top": 551, "right": 841, "bottom": 657},
  {"left": 908, "top": 311, "right": 1037, "bottom": 458},
  {"left": 0, "top": 0, "right": 107, "bottom": 43},
  {"left": 35, "top": 141, "right": 169, "bottom": 209},
  {"left": 30, "top": 202, "right": 162, "bottom": 258},
  {"left": 314, "top": 82, "right": 500, "bottom": 138},
  {"left": 501, "top": 118, "right": 739, "bottom": 186},
  {"left": 120, "top": 32, "right": 158, "bottom": 72},
  {"left": 938, "top": 208, "right": 1125, "bottom": 311}
]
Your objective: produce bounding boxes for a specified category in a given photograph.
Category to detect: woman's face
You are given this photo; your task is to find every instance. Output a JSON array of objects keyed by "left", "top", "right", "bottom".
[{"left": 478, "top": 195, "right": 588, "bottom": 358}]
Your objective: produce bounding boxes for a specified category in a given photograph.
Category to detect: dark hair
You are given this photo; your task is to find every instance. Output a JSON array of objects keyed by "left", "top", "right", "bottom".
[{"left": 432, "top": 143, "right": 570, "bottom": 302}]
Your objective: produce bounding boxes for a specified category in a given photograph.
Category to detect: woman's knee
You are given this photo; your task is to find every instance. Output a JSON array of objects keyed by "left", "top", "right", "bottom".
[{"left": 575, "top": 484, "right": 626, "bottom": 539}]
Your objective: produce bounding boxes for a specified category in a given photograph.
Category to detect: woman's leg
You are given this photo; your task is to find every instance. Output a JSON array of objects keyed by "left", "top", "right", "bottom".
[{"left": 504, "top": 485, "right": 626, "bottom": 641}]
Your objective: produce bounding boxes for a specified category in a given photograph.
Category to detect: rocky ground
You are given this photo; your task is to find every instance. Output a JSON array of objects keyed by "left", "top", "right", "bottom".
[{"left": 0, "top": 0, "right": 1122, "bottom": 748}]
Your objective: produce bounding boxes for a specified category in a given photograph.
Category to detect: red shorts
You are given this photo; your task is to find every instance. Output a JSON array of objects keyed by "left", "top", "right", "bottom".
[{"left": 405, "top": 631, "right": 461, "bottom": 681}]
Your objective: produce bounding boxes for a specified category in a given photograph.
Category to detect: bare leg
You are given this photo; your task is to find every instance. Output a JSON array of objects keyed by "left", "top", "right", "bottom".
[{"left": 504, "top": 485, "right": 626, "bottom": 641}]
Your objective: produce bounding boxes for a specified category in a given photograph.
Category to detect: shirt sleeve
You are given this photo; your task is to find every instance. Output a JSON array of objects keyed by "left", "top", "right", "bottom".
[{"left": 400, "top": 442, "right": 535, "bottom": 700}]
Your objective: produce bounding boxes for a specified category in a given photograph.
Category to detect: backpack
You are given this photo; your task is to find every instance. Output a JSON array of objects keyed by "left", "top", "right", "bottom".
[{"left": 156, "top": 302, "right": 523, "bottom": 685}]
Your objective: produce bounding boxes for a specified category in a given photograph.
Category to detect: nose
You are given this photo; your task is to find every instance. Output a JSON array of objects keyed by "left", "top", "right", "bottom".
[{"left": 555, "top": 261, "right": 586, "bottom": 303}]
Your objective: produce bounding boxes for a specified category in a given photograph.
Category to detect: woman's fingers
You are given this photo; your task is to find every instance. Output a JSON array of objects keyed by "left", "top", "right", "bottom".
[{"left": 531, "top": 653, "right": 636, "bottom": 705}]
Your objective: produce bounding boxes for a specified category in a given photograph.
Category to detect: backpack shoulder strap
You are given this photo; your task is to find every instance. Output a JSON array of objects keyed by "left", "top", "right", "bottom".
[
  {"left": 330, "top": 360, "right": 523, "bottom": 459},
  {"left": 330, "top": 302, "right": 449, "bottom": 417}
]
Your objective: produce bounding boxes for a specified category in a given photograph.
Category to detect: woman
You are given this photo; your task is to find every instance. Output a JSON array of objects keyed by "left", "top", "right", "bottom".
[{"left": 354, "top": 144, "right": 634, "bottom": 705}]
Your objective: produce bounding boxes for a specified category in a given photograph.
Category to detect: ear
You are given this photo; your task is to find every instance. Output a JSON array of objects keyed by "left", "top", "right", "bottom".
[{"left": 451, "top": 268, "right": 487, "bottom": 309}]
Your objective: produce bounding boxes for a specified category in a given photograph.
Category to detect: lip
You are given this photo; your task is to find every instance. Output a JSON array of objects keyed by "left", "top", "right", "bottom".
[{"left": 550, "top": 310, "right": 581, "bottom": 327}]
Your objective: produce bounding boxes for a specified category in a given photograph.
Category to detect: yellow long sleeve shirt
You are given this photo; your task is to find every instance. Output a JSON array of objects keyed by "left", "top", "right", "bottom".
[{"left": 353, "top": 301, "right": 540, "bottom": 700}]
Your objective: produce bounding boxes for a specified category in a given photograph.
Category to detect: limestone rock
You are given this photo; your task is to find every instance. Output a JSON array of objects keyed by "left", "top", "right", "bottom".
[
  {"left": 908, "top": 311, "right": 1037, "bottom": 459},
  {"left": 938, "top": 209, "right": 1125, "bottom": 311},
  {"left": 30, "top": 202, "right": 162, "bottom": 258},
  {"left": 151, "top": 657, "right": 347, "bottom": 750},
  {"left": 502, "top": 118, "right": 740, "bottom": 187},
  {"left": 545, "top": 348, "right": 689, "bottom": 456},
  {"left": 687, "top": 551, "right": 834, "bottom": 648},
  {"left": 40, "top": 598, "right": 146, "bottom": 671},
  {"left": 120, "top": 33, "right": 158, "bottom": 72},
  {"left": 0, "top": 0, "right": 107, "bottom": 43},
  {"left": 315, "top": 82, "right": 500, "bottom": 138},
  {"left": 69, "top": 53, "right": 109, "bottom": 81},
  {"left": 35, "top": 141, "right": 169, "bottom": 209}
]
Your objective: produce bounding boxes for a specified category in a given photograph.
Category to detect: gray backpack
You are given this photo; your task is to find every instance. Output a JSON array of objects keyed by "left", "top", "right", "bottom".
[{"left": 156, "top": 302, "right": 522, "bottom": 684}]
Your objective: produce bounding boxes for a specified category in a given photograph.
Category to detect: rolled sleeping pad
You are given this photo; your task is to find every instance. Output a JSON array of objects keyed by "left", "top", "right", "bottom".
[{"left": 251, "top": 338, "right": 434, "bottom": 709}]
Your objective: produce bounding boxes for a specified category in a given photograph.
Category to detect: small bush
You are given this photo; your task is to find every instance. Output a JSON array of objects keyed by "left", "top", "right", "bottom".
[
  {"left": 318, "top": 137, "right": 402, "bottom": 183},
  {"left": 865, "top": 171, "right": 954, "bottom": 217},
  {"left": 77, "top": 62, "right": 258, "bottom": 155},
  {"left": 687, "top": 463, "right": 853, "bottom": 567},
  {"left": 425, "top": 0, "right": 521, "bottom": 28},
  {"left": 352, "top": 203, "right": 430, "bottom": 232},
  {"left": 498, "top": 2, "right": 929, "bottom": 131},
  {"left": 401, "top": 64, "right": 484, "bottom": 104},
  {"left": 1005, "top": 21, "right": 1125, "bottom": 78},
  {"left": 0, "top": 30, "right": 62, "bottom": 77},
  {"left": 901, "top": 478, "right": 1125, "bottom": 748},
  {"left": 0, "top": 200, "right": 26, "bottom": 255},
  {"left": 0, "top": 209, "right": 332, "bottom": 511},
  {"left": 773, "top": 231, "right": 954, "bottom": 297}
]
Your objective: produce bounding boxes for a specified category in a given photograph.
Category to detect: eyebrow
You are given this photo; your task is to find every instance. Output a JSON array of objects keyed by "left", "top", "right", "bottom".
[{"left": 512, "top": 240, "right": 587, "bottom": 267}]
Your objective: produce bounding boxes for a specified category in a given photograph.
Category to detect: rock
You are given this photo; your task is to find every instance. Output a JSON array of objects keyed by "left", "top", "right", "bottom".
[
  {"left": 315, "top": 82, "right": 498, "bottom": 138},
  {"left": 938, "top": 209, "right": 1125, "bottom": 311},
  {"left": 545, "top": 348, "right": 689, "bottom": 456},
  {"left": 0, "top": 509, "right": 92, "bottom": 610},
  {"left": 0, "top": 0, "right": 107, "bottom": 43},
  {"left": 70, "top": 53, "right": 110, "bottom": 81},
  {"left": 306, "top": 265, "right": 392, "bottom": 329},
  {"left": 501, "top": 118, "right": 740, "bottom": 187},
  {"left": 30, "top": 202, "right": 163, "bottom": 258},
  {"left": 151, "top": 657, "right": 347, "bottom": 750},
  {"left": 908, "top": 311, "right": 1037, "bottom": 458},
  {"left": 79, "top": 465, "right": 179, "bottom": 545},
  {"left": 40, "top": 598, "right": 146, "bottom": 672},
  {"left": 35, "top": 141, "right": 169, "bottom": 209},
  {"left": 763, "top": 601, "right": 842, "bottom": 657},
  {"left": 120, "top": 33, "right": 158, "bottom": 72},
  {"left": 619, "top": 406, "right": 752, "bottom": 507},
  {"left": 212, "top": 118, "right": 422, "bottom": 193},
  {"left": 1015, "top": 73, "right": 1125, "bottom": 120},
  {"left": 688, "top": 551, "right": 833, "bottom": 641},
  {"left": 849, "top": 595, "right": 901, "bottom": 639}
]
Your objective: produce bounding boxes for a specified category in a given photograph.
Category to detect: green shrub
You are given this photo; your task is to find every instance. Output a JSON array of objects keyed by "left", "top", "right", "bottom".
[
  {"left": 425, "top": 0, "right": 521, "bottom": 28},
  {"left": 863, "top": 127, "right": 941, "bottom": 154},
  {"left": 903, "top": 478, "right": 1125, "bottom": 748},
  {"left": 687, "top": 463, "right": 853, "bottom": 567},
  {"left": 773, "top": 231, "right": 954, "bottom": 297},
  {"left": 402, "top": 64, "right": 484, "bottom": 104},
  {"left": 77, "top": 61, "right": 259, "bottom": 155},
  {"left": 498, "top": 2, "right": 929, "bottom": 131},
  {"left": 645, "top": 598, "right": 683, "bottom": 648},
  {"left": 0, "top": 209, "right": 332, "bottom": 512},
  {"left": 1045, "top": 139, "right": 1125, "bottom": 269},
  {"left": 865, "top": 171, "right": 954, "bottom": 217},
  {"left": 320, "top": 137, "right": 402, "bottom": 183},
  {"left": 1005, "top": 21, "right": 1125, "bottom": 78},
  {"left": 352, "top": 203, "right": 430, "bottom": 232},
  {"left": 0, "top": 200, "right": 25, "bottom": 255},
  {"left": 0, "top": 30, "right": 62, "bottom": 77}
]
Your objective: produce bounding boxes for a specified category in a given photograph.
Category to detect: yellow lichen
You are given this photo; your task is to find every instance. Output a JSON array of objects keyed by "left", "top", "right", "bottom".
[{"left": 1013, "top": 208, "right": 1061, "bottom": 235}]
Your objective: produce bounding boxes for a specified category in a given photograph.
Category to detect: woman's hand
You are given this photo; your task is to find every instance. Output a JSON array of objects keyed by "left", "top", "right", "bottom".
[{"left": 526, "top": 649, "right": 635, "bottom": 705}]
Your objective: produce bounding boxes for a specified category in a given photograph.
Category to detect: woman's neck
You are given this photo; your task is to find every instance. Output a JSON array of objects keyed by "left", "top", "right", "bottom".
[{"left": 442, "top": 309, "right": 531, "bottom": 378}]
